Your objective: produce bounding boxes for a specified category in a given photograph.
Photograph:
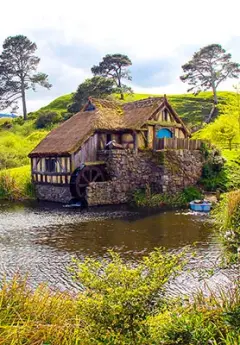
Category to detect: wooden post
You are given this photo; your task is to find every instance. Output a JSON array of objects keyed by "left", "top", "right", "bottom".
[{"left": 133, "top": 131, "right": 138, "bottom": 152}]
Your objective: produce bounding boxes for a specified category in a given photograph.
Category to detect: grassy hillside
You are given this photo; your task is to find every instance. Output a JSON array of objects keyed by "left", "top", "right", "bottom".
[{"left": 29, "top": 91, "right": 235, "bottom": 128}]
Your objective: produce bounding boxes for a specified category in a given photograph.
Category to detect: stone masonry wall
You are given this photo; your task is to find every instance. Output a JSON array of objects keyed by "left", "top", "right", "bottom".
[
  {"left": 35, "top": 184, "right": 72, "bottom": 203},
  {"left": 86, "top": 149, "right": 204, "bottom": 206}
]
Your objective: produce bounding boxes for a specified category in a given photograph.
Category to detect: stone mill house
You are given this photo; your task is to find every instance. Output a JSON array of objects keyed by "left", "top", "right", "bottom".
[{"left": 29, "top": 96, "right": 205, "bottom": 205}]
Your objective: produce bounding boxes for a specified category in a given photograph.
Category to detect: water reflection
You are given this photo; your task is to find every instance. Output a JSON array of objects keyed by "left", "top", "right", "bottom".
[{"left": 0, "top": 200, "right": 223, "bottom": 291}]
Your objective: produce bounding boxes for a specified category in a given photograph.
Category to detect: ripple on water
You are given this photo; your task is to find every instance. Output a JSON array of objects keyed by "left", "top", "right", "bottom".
[{"left": 0, "top": 201, "right": 238, "bottom": 294}]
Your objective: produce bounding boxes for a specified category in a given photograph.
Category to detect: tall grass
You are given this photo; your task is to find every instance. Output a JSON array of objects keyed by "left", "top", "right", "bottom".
[
  {"left": 0, "top": 252, "right": 238, "bottom": 345},
  {"left": 213, "top": 190, "right": 240, "bottom": 263},
  {"left": 0, "top": 165, "right": 34, "bottom": 200}
]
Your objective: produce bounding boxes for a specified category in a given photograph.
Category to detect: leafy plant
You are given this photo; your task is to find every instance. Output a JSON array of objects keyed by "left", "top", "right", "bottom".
[{"left": 72, "top": 249, "right": 186, "bottom": 344}]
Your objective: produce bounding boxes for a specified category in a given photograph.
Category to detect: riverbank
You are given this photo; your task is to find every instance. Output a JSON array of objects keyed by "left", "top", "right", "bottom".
[{"left": 0, "top": 250, "right": 239, "bottom": 345}]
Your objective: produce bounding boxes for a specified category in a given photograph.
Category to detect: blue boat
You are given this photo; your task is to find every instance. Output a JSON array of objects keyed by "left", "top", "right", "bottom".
[{"left": 189, "top": 200, "right": 211, "bottom": 212}]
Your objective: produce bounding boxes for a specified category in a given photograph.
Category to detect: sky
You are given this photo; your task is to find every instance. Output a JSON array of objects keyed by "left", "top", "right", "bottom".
[{"left": 0, "top": 0, "right": 240, "bottom": 114}]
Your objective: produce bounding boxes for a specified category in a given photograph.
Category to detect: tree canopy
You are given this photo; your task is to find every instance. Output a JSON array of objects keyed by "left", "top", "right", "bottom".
[
  {"left": 0, "top": 35, "right": 51, "bottom": 120},
  {"left": 91, "top": 54, "right": 132, "bottom": 100},
  {"left": 180, "top": 44, "right": 240, "bottom": 122},
  {"left": 68, "top": 76, "right": 115, "bottom": 113}
]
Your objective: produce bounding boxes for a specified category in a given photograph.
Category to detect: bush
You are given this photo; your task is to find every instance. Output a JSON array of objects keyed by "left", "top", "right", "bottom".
[
  {"left": 200, "top": 148, "right": 227, "bottom": 191},
  {"left": 35, "top": 111, "right": 62, "bottom": 129},
  {"left": 133, "top": 186, "right": 203, "bottom": 208},
  {"left": 0, "top": 165, "right": 34, "bottom": 200},
  {"left": 213, "top": 190, "right": 240, "bottom": 263},
  {"left": 0, "top": 252, "right": 239, "bottom": 345},
  {"left": 72, "top": 249, "right": 186, "bottom": 344}
]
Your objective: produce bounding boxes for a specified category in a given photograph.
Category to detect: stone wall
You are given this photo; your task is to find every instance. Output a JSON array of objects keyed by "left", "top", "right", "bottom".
[
  {"left": 161, "top": 150, "right": 204, "bottom": 193},
  {"left": 35, "top": 184, "right": 72, "bottom": 203},
  {"left": 35, "top": 149, "right": 205, "bottom": 205},
  {"left": 87, "top": 149, "right": 204, "bottom": 206}
]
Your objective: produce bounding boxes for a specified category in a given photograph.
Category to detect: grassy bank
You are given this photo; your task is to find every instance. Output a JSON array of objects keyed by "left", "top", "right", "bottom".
[
  {"left": 133, "top": 186, "right": 203, "bottom": 208},
  {"left": 213, "top": 189, "right": 240, "bottom": 264},
  {"left": 0, "top": 250, "right": 239, "bottom": 345},
  {"left": 0, "top": 165, "right": 33, "bottom": 200}
]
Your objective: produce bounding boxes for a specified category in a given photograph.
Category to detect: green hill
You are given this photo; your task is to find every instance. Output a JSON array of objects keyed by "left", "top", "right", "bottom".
[{"left": 31, "top": 91, "right": 236, "bottom": 128}]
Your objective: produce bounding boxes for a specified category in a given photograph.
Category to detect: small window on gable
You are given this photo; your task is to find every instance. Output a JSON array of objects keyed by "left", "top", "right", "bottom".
[
  {"left": 163, "top": 109, "right": 168, "bottom": 121},
  {"left": 45, "top": 158, "right": 57, "bottom": 173}
]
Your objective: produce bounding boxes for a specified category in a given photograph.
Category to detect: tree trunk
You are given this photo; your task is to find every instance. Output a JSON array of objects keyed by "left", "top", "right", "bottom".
[
  {"left": 212, "top": 85, "right": 218, "bottom": 105},
  {"left": 117, "top": 78, "right": 124, "bottom": 100},
  {"left": 21, "top": 82, "right": 27, "bottom": 120},
  {"left": 205, "top": 85, "right": 218, "bottom": 123}
]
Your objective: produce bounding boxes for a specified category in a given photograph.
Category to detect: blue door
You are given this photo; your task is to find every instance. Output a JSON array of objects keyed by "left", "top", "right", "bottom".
[{"left": 156, "top": 128, "right": 172, "bottom": 139}]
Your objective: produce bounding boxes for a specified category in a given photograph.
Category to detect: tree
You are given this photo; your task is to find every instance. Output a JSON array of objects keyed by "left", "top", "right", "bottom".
[
  {"left": 91, "top": 54, "right": 132, "bottom": 100},
  {"left": 180, "top": 44, "right": 240, "bottom": 122},
  {"left": 210, "top": 115, "right": 238, "bottom": 150},
  {"left": 0, "top": 35, "right": 52, "bottom": 120},
  {"left": 35, "top": 111, "right": 62, "bottom": 129},
  {"left": 68, "top": 76, "right": 115, "bottom": 113}
]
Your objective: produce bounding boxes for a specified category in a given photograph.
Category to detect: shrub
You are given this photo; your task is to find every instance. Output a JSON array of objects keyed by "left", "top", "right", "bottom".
[
  {"left": 35, "top": 111, "right": 62, "bottom": 129},
  {"left": 213, "top": 190, "right": 240, "bottom": 263},
  {"left": 200, "top": 148, "right": 227, "bottom": 191},
  {"left": 133, "top": 186, "right": 203, "bottom": 208},
  {"left": 0, "top": 253, "right": 239, "bottom": 345},
  {"left": 0, "top": 166, "right": 34, "bottom": 200},
  {"left": 73, "top": 249, "right": 186, "bottom": 344}
]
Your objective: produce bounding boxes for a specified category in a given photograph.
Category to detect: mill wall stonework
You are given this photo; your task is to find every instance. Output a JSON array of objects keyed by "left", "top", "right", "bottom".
[
  {"left": 86, "top": 149, "right": 204, "bottom": 206},
  {"left": 34, "top": 149, "right": 204, "bottom": 205},
  {"left": 35, "top": 184, "right": 72, "bottom": 203}
]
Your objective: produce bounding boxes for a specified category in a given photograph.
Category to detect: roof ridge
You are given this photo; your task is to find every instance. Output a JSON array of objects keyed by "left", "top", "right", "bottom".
[{"left": 123, "top": 97, "right": 164, "bottom": 110}]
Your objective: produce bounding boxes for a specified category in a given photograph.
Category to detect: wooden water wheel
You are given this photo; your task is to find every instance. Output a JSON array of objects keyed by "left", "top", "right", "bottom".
[{"left": 70, "top": 164, "right": 107, "bottom": 199}]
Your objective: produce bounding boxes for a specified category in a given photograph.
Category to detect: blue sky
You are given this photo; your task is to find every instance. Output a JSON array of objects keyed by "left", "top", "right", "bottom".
[{"left": 0, "top": 0, "right": 240, "bottom": 113}]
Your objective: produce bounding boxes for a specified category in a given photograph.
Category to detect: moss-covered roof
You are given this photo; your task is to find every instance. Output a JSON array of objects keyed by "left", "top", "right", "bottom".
[{"left": 29, "top": 97, "right": 190, "bottom": 157}]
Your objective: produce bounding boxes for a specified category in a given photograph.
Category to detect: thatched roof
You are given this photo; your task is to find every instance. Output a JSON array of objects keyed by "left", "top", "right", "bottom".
[{"left": 29, "top": 96, "right": 190, "bottom": 157}]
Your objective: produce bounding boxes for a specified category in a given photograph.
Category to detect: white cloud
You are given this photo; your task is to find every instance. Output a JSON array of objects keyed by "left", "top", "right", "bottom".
[{"left": 0, "top": 0, "right": 240, "bottom": 113}]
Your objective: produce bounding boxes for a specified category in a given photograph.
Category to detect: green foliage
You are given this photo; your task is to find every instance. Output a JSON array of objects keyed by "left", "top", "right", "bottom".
[
  {"left": 0, "top": 130, "right": 47, "bottom": 170},
  {"left": 198, "top": 148, "right": 226, "bottom": 191},
  {"left": 0, "top": 165, "right": 34, "bottom": 200},
  {"left": 29, "top": 91, "right": 237, "bottom": 129},
  {"left": 213, "top": 190, "right": 240, "bottom": 263},
  {"left": 0, "top": 254, "right": 239, "bottom": 344},
  {"left": 133, "top": 186, "right": 203, "bottom": 208},
  {"left": 180, "top": 44, "right": 240, "bottom": 113},
  {"left": 148, "top": 286, "right": 240, "bottom": 345},
  {"left": 35, "top": 111, "right": 62, "bottom": 129},
  {"left": 72, "top": 249, "right": 186, "bottom": 344},
  {"left": 69, "top": 76, "right": 115, "bottom": 113},
  {"left": 0, "top": 35, "right": 51, "bottom": 119},
  {"left": 91, "top": 54, "right": 132, "bottom": 100}
]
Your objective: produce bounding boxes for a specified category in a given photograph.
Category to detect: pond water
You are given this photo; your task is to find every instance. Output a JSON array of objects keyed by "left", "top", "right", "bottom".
[{"left": 0, "top": 201, "right": 237, "bottom": 294}]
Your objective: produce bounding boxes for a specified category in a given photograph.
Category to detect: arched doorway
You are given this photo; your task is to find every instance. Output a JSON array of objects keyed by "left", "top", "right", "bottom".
[{"left": 156, "top": 128, "right": 172, "bottom": 139}]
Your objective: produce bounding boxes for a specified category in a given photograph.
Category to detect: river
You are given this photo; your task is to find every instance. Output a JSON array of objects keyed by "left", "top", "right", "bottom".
[{"left": 0, "top": 200, "right": 237, "bottom": 294}]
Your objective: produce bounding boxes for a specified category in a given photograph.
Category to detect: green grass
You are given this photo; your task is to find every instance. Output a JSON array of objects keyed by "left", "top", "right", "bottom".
[
  {"left": 0, "top": 252, "right": 239, "bottom": 345},
  {"left": 29, "top": 93, "right": 73, "bottom": 120},
  {"left": 0, "top": 165, "right": 34, "bottom": 200},
  {"left": 28, "top": 91, "right": 236, "bottom": 129},
  {"left": 125, "top": 91, "right": 236, "bottom": 128}
]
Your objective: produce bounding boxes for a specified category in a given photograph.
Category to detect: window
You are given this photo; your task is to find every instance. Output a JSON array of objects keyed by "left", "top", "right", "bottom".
[{"left": 45, "top": 158, "right": 57, "bottom": 173}]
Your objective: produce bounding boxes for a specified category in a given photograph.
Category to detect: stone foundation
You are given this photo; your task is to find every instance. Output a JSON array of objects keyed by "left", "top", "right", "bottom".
[
  {"left": 35, "top": 149, "right": 205, "bottom": 206},
  {"left": 35, "top": 184, "right": 72, "bottom": 203},
  {"left": 87, "top": 149, "right": 204, "bottom": 206}
]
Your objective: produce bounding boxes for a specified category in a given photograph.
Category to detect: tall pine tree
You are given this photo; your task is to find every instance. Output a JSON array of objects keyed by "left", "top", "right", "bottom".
[{"left": 0, "top": 35, "right": 51, "bottom": 120}]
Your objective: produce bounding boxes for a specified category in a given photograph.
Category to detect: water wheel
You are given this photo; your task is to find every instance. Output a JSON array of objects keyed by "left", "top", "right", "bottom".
[{"left": 70, "top": 164, "right": 107, "bottom": 199}]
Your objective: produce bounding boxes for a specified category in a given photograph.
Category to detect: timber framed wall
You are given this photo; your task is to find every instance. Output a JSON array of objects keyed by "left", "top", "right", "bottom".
[{"left": 31, "top": 156, "right": 72, "bottom": 185}]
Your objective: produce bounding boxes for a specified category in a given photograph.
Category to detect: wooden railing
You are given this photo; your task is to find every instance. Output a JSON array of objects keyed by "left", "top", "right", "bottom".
[{"left": 155, "top": 138, "right": 206, "bottom": 151}]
